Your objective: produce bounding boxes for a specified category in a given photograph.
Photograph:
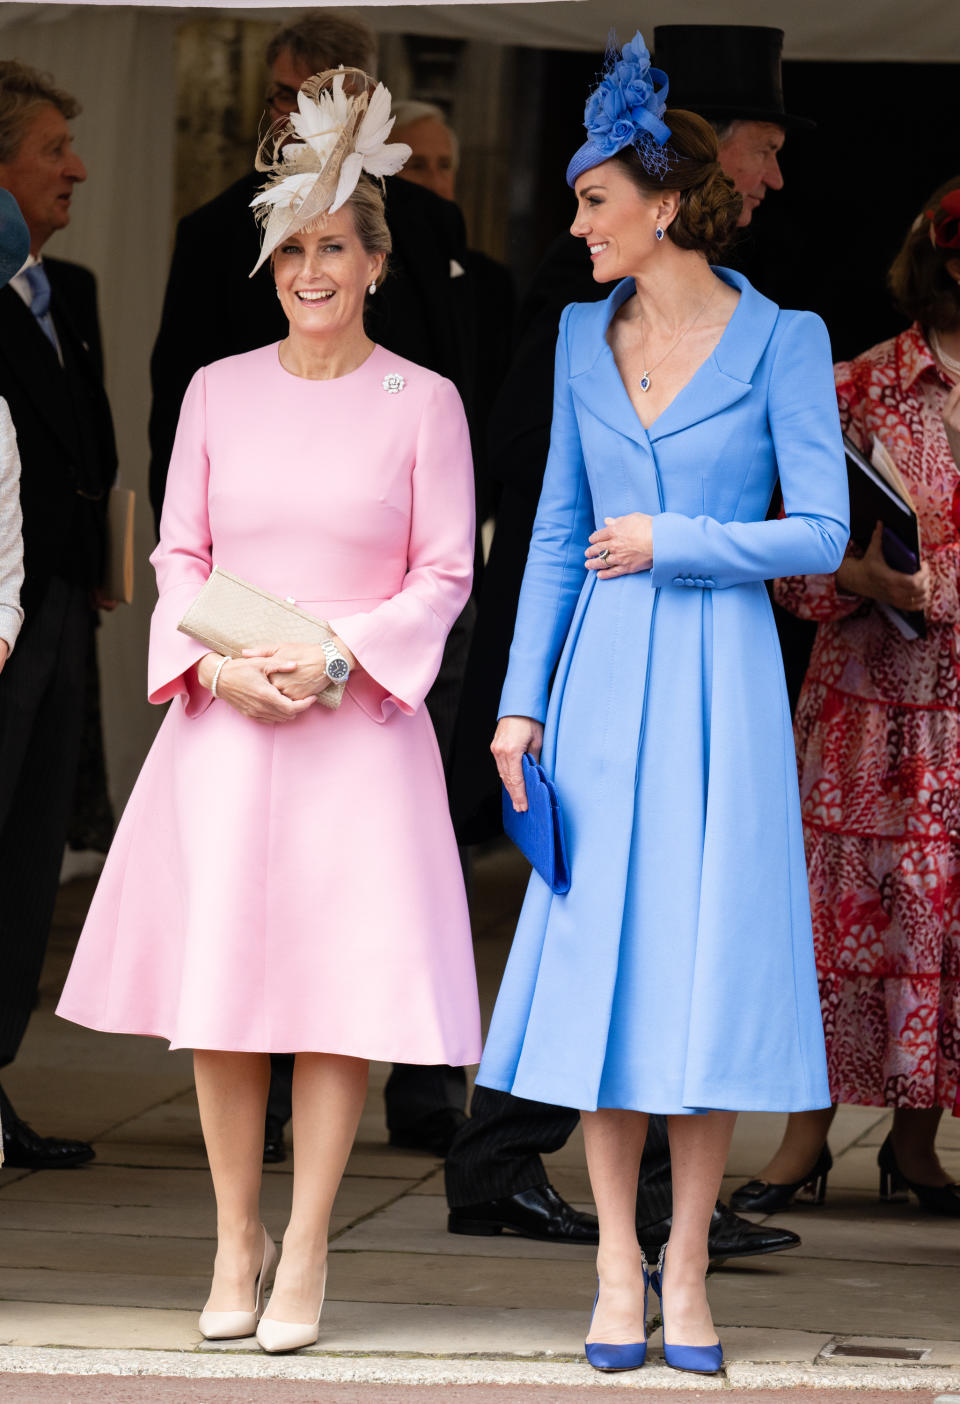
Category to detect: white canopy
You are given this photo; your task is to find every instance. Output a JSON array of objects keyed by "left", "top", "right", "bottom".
[{"left": 4, "top": 0, "right": 958, "bottom": 62}]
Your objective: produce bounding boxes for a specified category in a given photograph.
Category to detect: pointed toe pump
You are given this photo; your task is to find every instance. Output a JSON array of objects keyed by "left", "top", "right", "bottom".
[
  {"left": 730, "top": 1143, "right": 832, "bottom": 1214},
  {"left": 199, "top": 1225, "right": 277, "bottom": 1341},
  {"left": 650, "top": 1246, "right": 723, "bottom": 1376},
  {"left": 584, "top": 1252, "right": 649, "bottom": 1372},
  {"left": 256, "top": 1264, "right": 327, "bottom": 1354}
]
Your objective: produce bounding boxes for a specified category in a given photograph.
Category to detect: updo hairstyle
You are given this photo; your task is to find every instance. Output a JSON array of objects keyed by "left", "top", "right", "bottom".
[
  {"left": 610, "top": 109, "right": 742, "bottom": 264},
  {"left": 888, "top": 175, "right": 960, "bottom": 332}
]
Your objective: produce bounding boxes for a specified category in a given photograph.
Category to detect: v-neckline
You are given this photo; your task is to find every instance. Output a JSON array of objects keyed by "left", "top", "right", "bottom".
[{"left": 604, "top": 277, "right": 742, "bottom": 436}]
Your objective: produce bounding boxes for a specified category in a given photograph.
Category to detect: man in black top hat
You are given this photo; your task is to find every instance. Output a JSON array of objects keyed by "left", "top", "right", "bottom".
[{"left": 445, "top": 25, "right": 811, "bottom": 1260}]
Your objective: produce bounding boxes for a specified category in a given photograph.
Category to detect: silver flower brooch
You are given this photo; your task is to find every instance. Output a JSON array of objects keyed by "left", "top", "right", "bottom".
[{"left": 382, "top": 372, "right": 406, "bottom": 394}]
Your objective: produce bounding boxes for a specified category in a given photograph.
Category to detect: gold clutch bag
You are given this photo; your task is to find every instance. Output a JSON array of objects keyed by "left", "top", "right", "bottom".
[{"left": 177, "top": 565, "right": 345, "bottom": 710}]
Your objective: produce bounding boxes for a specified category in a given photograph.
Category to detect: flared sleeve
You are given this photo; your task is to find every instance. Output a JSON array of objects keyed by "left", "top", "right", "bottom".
[
  {"left": 650, "top": 312, "right": 850, "bottom": 588},
  {"left": 328, "top": 376, "right": 474, "bottom": 721},
  {"left": 147, "top": 368, "right": 215, "bottom": 717}
]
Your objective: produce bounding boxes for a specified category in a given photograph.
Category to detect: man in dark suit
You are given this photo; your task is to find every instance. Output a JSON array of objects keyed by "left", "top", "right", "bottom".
[
  {"left": 445, "top": 27, "right": 808, "bottom": 1259},
  {"left": 0, "top": 62, "right": 116, "bottom": 1167},
  {"left": 149, "top": 12, "right": 479, "bottom": 1164}
]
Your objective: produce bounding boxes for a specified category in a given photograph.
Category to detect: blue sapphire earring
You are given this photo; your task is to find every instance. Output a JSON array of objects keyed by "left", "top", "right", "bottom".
[{"left": 655, "top": 226, "right": 664, "bottom": 242}]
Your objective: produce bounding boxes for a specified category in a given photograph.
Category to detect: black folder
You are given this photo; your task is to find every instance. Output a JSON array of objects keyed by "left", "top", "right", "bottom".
[{"left": 844, "top": 434, "right": 925, "bottom": 640}]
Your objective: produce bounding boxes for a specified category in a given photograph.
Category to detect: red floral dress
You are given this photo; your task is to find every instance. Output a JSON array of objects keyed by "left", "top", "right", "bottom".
[{"left": 775, "top": 326, "right": 960, "bottom": 1113}]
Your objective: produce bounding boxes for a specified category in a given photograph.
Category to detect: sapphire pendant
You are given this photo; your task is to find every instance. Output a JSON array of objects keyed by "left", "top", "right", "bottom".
[{"left": 639, "top": 374, "right": 651, "bottom": 393}]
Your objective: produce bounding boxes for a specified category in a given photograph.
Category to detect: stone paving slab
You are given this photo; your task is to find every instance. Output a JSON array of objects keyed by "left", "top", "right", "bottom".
[
  {"left": 705, "top": 1256, "right": 958, "bottom": 1340},
  {"left": 0, "top": 1347, "right": 958, "bottom": 1394},
  {"left": 333, "top": 1192, "right": 597, "bottom": 1260}
]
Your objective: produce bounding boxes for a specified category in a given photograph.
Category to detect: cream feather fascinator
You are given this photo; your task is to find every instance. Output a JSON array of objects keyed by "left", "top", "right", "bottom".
[{"left": 249, "top": 67, "right": 411, "bottom": 276}]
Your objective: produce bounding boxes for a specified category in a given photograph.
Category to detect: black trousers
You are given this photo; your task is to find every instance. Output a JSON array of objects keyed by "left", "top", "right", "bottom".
[
  {"left": 444, "top": 1085, "right": 673, "bottom": 1227},
  {"left": 0, "top": 579, "right": 92, "bottom": 1069}
]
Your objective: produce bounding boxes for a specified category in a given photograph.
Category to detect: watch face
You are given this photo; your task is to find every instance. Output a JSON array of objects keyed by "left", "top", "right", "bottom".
[{"left": 326, "top": 656, "right": 350, "bottom": 682}]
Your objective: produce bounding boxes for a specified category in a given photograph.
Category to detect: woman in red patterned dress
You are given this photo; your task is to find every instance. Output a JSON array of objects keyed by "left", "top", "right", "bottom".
[{"left": 732, "top": 178, "right": 960, "bottom": 1217}]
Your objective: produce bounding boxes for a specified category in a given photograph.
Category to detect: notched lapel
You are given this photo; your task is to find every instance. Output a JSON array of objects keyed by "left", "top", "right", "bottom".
[
  {"left": 570, "top": 352, "right": 651, "bottom": 451},
  {"left": 646, "top": 364, "right": 751, "bottom": 443}
]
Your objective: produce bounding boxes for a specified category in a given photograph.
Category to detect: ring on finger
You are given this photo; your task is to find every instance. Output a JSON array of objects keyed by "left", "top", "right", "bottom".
[{"left": 597, "top": 547, "right": 610, "bottom": 564}]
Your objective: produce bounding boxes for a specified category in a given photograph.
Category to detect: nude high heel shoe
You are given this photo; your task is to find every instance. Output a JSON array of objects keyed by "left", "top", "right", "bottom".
[
  {"left": 256, "top": 1264, "right": 327, "bottom": 1354},
  {"left": 199, "top": 1225, "right": 277, "bottom": 1340}
]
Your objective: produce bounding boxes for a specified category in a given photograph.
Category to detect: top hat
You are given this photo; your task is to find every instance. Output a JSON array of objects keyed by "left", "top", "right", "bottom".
[
  {"left": 652, "top": 25, "right": 814, "bottom": 131},
  {"left": 0, "top": 189, "right": 30, "bottom": 287}
]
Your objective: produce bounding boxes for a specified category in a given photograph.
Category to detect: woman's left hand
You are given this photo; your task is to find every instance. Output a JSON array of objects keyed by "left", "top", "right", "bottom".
[
  {"left": 242, "top": 639, "right": 357, "bottom": 702},
  {"left": 943, "top": 380, "right": 960, "bottom": 470},
  {"left": 585, "top": 513, "right": 654, "bottom": 578}
]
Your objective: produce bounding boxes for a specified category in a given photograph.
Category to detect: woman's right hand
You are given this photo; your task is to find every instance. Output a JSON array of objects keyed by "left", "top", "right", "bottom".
[
  {"left": 836, "top": 522, "right": 931, "bottom": 613},
  {"left": 491, "top": 715, "right": 544, "bottom": 812},
  {"left": 196, "top": 652, "right": 316, "bottom": 724}
]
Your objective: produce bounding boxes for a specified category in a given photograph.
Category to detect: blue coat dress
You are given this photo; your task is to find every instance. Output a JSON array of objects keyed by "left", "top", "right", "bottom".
[{"left": 476, "top": 268, "right": 849, "bottom": 1115}]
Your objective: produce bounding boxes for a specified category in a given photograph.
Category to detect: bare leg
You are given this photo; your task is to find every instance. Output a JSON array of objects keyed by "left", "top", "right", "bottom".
[
  {"left": 757, "top": 1106, "right": 837, "bottom": 1184},
  {"left": 582, "top": 1108, "right": 649, "bottom": 1345},
  {"left": 263, "top": 1052, "right": 369, "bottom": 1325},
  {"left": 194, "top": 1050, "right": 271, "bottom": 1312},
  {"left": 661, "top": 1111, "right": 737, "bottom": 1348},
  {"left": 892, "top": 1106, "right": 949, "bottom": 1186}
]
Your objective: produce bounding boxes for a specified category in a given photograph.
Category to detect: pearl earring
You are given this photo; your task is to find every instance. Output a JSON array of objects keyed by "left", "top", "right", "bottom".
[
  {"left": 655, "top": 226, "right": 664, "bottom": 242},
  {"left": 368, "top": 281, "right": 377, "bottom": 295}
]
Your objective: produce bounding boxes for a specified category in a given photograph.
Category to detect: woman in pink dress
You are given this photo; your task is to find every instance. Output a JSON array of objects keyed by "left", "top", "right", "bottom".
[
  {"left": 731, "top": 178, "right": 960, "bottom": 1219},
  {"left": 57, "top": 70, "right": 482, "bottom": 1349}
]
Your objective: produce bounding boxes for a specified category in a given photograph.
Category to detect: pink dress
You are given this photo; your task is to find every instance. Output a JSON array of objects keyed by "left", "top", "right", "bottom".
[{"left": 57, "top": 343, "right": 483, "bottom": 1064}]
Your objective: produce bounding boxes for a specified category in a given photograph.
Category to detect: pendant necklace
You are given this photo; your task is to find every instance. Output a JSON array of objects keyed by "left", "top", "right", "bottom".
[
  {"left": 637, "top": 280, "right": 719, "bottom": 393},
  {"left": 930, "top": 328, "right": 960, "bottom": 381}
]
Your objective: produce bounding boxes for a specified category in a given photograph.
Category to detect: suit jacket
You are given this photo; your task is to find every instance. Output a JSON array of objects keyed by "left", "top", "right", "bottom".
[
  {"left": 149, "top": 172, "right": 479, "bottom": 531},
  {"left": 0, "top": 259, "right": 116, "bottom": 616}
]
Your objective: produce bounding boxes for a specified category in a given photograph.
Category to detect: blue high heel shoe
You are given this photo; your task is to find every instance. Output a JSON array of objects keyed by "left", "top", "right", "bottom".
[
  {"left": 649, "top": 1245, "right": 723, "bottom": 1375},
  {"left": 584, "top": 1250, "right": 649, "bottom": 1372}
]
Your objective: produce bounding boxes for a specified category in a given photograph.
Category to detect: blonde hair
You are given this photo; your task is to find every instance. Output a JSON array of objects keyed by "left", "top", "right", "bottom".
[
  {"left": 271, "top": 176, "right": 392, "bottom": 288},
  {"left": 0, "top": 60, "right": 79, "bottom": 164}
]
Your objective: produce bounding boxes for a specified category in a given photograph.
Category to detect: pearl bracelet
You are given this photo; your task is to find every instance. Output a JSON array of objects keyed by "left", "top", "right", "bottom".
[{"left": 210, "top": 655, "right": 230, "bottom": 699}]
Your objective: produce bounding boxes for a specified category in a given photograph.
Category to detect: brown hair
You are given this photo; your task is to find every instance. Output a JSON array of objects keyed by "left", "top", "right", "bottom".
[
  {"left": 265, "top": 11, "right": 375, "bottom": 76},
  {"left": 610, "top": 109, "right": 742, "bottom": 264},
  {"left": 0, "top": 60, "right": 79, "bottom": 165},
  {"left": 888, "top": 176, "right": 960, "bottom": 332}
]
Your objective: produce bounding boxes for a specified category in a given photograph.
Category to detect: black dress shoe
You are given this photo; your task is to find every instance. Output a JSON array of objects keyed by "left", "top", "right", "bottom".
[
  {"left": 1, "top": 1112, "right": 94, "bottom": 1170},
  {"left": 389, "top": 1107, "right": 467, "bottom": 1156},
  {"left": 448, "top": 1183, "right": 599, "bottom": 1243},
  {"left": 263, "top": 1116, "right": 287, "bottom": 1165},
  {"left": 730, "top": 1143, "right": 832, "bottom": 1213},
  {"left": 638, "top": 1201, "right": 800, "bottom": 1262}
]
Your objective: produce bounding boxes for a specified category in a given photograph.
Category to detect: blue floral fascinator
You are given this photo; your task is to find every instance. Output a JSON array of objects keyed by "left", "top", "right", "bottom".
[{"left": 566, "top": 32, "right": 676, "bottom": 188}]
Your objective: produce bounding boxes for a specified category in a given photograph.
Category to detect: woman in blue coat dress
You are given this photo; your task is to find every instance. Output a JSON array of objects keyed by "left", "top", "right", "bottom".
[{"left": 477, "top": 34, "right": 849, "bottom": 1376}]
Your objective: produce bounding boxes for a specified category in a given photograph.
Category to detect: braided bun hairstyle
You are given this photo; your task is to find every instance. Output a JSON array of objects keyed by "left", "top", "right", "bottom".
[{"left": 610, "top": 110, "right": 742, "bottom": 263}]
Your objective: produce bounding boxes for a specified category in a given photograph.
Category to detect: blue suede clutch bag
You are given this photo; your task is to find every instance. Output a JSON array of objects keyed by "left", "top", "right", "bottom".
[{"left": 502, "top": 753, "right": 571, "bottom": 895}]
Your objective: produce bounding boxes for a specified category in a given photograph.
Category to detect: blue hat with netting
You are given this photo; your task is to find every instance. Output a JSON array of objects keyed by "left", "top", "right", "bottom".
[{"left": 566, "top": 31, "right": 678, "bottom": 188}]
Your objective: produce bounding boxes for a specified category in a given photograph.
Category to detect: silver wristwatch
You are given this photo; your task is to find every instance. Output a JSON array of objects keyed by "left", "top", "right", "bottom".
[{"left": 321, "top": 638, "right": 350, "bottom": 683}]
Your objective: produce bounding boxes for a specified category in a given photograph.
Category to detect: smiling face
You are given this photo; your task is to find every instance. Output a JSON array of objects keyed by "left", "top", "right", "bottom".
[
  {"left": 0, "top": 102, "right": 86, "bottom": 254},
  {"left": 570, "top": 160, "right": 677, "bottom": 282},
  {"left": 717, "top": 121, "right": 785, "bottom": 227},
  {"left": 273, "top": 207, "right": 384, "bottom": 342}
]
